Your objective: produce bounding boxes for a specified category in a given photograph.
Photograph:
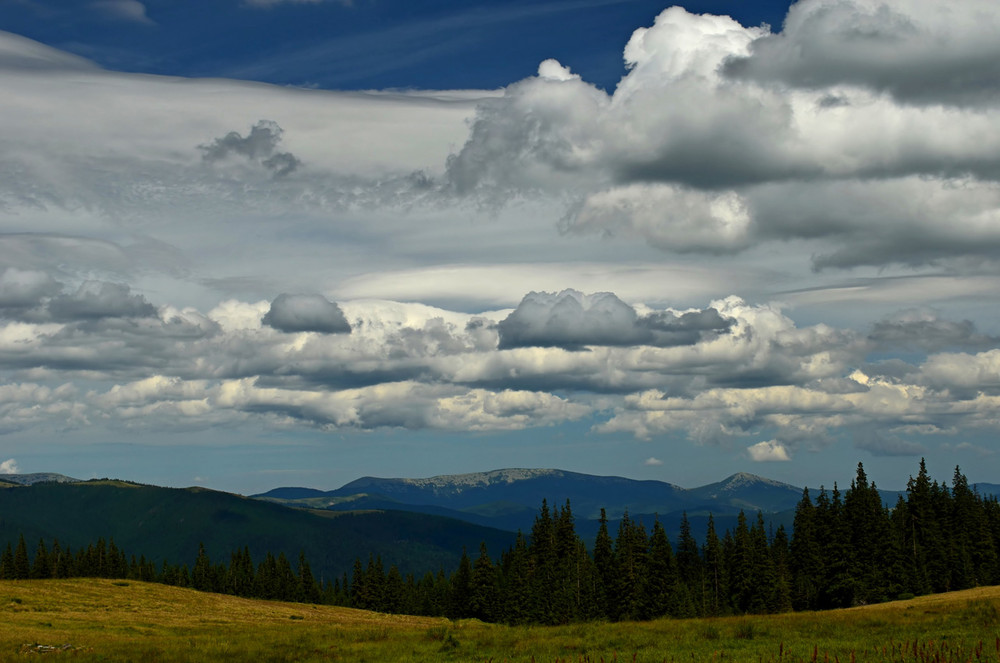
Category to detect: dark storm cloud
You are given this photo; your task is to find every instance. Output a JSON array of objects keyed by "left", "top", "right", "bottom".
[
  {"left": 262, "top": 294, "right": 351, "bottom": 334},
  {"left": 641, "top": 308, "right": 733, "bottom": 346},
  {"left": 199, "top": 119, "right": 301, "bottom": 177},
  {"left": 721, "top": 0, "right": 1000, "bottom": 107},
  {"left": 47, "top": 281, "right": 157, "bottom": 321},
  {"left": 869, "top": 311, "right": 1000, "bottom": 353},
  {"left": 0, "top": 268, "right": 62, "bottom": 312},
  {"left": 496, "top": 289, "right": 732, "bottom": 350}
]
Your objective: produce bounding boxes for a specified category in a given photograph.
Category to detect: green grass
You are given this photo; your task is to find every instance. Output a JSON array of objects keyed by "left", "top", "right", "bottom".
[{"left": 3, "top": 579, "right": 1000, "bottom": 661}]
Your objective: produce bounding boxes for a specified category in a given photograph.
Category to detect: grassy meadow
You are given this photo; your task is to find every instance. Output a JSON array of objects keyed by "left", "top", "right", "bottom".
[{"left": 2, "top": 579, "right": 1000, "bottom": 662}]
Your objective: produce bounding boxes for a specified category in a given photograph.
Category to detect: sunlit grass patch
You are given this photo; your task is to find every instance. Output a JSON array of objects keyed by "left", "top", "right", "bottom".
[{"left": 3, "top": 580, "right": 1000, "bottom": 662}]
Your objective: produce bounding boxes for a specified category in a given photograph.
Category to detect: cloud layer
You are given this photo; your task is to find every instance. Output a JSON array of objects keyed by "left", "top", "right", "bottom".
[{"left": 3, "top": 0, "right": 1000, "bottom": 483}]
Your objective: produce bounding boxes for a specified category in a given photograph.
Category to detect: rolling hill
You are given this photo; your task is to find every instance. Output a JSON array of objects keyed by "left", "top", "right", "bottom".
[{"left": 0, "top": 479, "right": 516, "bottom": 581}]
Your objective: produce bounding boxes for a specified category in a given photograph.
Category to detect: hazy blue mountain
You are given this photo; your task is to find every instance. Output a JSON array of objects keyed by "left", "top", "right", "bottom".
[
  {"left": 255, "top": 468, "right": 806, "bottom": 539},
  {"left": 271, "top": 468, "right": 691, "bottom": 520},
  {"left": 255, "top": 486, "right": 327, "bottom": 500},
  {"left": 974, "top": 483, "right": 1000, "bottom": 498},
  {"left": 687, "top": 472, "right": 805, "bottom": 514}
]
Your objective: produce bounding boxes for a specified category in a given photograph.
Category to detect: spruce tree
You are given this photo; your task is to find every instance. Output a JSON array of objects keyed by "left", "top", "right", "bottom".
[
  {"left": 675, "top": 513, "right": 703, "bottom": 615},
  {"left": 728, "top": 511, "right": 753, "bottom": 612},
  {"left": 770, "top": 525, "right": 793, "bottom": 613},
  {"left": 845, "top": 462, "right": 892, "bottom": 603},
  {"left": 592, "top": 508, "right": 616, "bottom": 620},
  {"left": 349, "top": 557, "right": 365, "bottom": 608},
  {"left": 905, "top": 458, "right": 942, "bottom": 594},
  {"left": 192, "top": 543, "right": 213, "bottom": 592},
  {"left": 702, "top": 514, "right": 726, "bottom": 616},
  {"left": 297, "top": 550, "right": 322, "bottom": 604},
  {"left": 470, "top": 542, "right": 498, "bottom": 621},
  {"left": 449, "top": 548, "right": 473, "bottom": 619},
  {"left": 13, "top": 534, "right": 30, "bottom": 580},
  {"left": 528, "top": 499, "right": 557, "bottom": 623},
  {"left": 612, "top": 510, "right": 647, "bottom": 621},
  {"left": 639, "top": 520, "right": 677, "bottom": 620},
  {"left": 382, "top": 564, "right": 405, "bottom": 613},
  {"left": 820, "top": 484, "right": 854, "bottom": 608},
  {"left": 31, "top": 539, "right": 51, "bottom": 579},
  {"left": 497, "top": 532, "right": 531, "bottom": 624},
  {"left": 747, "top": 512, "right": 776, "bottom": 613}
]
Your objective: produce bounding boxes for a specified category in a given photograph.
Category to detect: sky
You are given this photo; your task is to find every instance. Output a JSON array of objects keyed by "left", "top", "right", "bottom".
[{"left": 2, "top": 0, "right": 1000, "bottom": 496}]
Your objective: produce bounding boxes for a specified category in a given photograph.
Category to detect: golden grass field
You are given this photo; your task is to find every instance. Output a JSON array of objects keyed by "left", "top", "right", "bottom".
[{"left": 3, "top": 579, "right": 1000, "bottom": 661}]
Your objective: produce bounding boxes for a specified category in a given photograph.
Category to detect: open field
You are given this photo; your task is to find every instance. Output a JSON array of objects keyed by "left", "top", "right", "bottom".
[{"left": 2, "top": 580, "right": 1000, "bottom": 662}]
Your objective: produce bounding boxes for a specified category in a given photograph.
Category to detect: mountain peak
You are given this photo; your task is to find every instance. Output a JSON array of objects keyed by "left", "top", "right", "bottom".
[
  {"left": 387, "top": 468, "right": 565, "bottom": 491},
  {"left": 717, "top": 472, "right": 788, "bottom": 491}
]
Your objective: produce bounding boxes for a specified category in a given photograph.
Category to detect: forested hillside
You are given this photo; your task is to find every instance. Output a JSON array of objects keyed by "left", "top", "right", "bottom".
[
  {"left": 342, "top": 459, "right": 1000, "bottom": 624},
  {"left": 2, "top": 460, "right": 996, "bottom": 628}
]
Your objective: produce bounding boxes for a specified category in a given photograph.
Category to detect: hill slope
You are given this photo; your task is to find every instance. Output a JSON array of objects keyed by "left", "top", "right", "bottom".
[
  {"left": 0, "top": 481, "right": 516, "bottom": 581},
  {"left": 3, "top": 578, "right": 999, "bottom": 662}
]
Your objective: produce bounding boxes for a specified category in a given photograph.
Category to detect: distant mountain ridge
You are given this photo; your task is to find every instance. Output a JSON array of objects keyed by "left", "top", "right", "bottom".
[
  {"left": 253, "top": 468, "right": 807, "bottom": 542},
  {"left": 0, "top": 472, "right": 80, "bottom": 486}
]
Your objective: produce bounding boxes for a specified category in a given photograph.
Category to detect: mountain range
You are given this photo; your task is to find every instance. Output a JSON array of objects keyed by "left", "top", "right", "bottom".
[
  {"left": 3, "top": 468, "right": 997, "bottom": 582},
  {"left": 252, "top": 468, "right": 808, "bottom": 543}
]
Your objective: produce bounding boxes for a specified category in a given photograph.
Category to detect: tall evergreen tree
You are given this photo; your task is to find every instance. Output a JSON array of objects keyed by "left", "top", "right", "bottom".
[
  {"left": 497, "top": 532, "right": 531, "bottom": 624},
  {"left": 192, "top": 543, "right": 213, "bottom": 592},
  {"left": 675, "top": 512, "right": 703, "bottom": 615},
  {"left": 728, "top": 511, "right": 753, "bottom": 613},
  {"left": 845, "top": 462, "right": 892, "bottom": 603},
  {"left": 528, "top": 499, "right": 557, "bottom": 623},
  {"left": 639, "top": 520, "right": 677, "bottom": 620},
  {"left": 297, "top": 550, "right": 322, "bottom": 604},
  {"left": 820, "top": 484, "right": 854, "bottom": 608},
  {"left": 770, "top": 525, "right": 793, "bottom": 613},
  {"left": 612, "top": 510, "right": 647, "bottom": 621},
  {"left": 13, "top": 534, "right": 30, "bottom": 580},
  {"left": 31, "top": 539, "right": 51, "bottom": 579},
  {"left": 470, "top": 542, "right": 498, "bottom": 622},
  {"left": 449, "top": 548, "right": 473, "bottom": 619},
  {"left": 747, "top": 512, "right": 776, "bottom": 613},
  {"left": 592, "top": 508, "right": 616, "bottom": 620},
  {"left": 701, "top": 514, "right": 726, "bottom": 617}
]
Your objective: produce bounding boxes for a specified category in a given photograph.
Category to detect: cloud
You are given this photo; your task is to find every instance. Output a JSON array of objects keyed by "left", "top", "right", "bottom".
[
  {"left": 496, "top": 289, "right": 732, "bottom": 350},
  {"left": 262, "top": 294, "right": 351, "bottom": 334},
  {"left": 747, "top": 440, "right": 791, "bottom": 462},
  {"left": 643, "top": 457, "right": 663, "bottom": 466},
  {"left": 854, "top": 430, "right": 926, "bottom": 457},
  {"left": 869, "top": 310, "right": 999, "bottom": 352},
  {"left": 0, "top": 458, "right": 18, "bottom": 474},
  {"left": 444, "top": 3, "right": 1000, "bottom": 270},
  {"left": 0, "top": 268, "right": 62, "bottom": 312},
  {"left": 90, "top": 0, "right": 154, "bottom": 24},
  {"left": 0, "top": 31, "right": 99, "bottom": 72},
  {"left": 721, "top": 0, "right": 1000, "bottom": 107},
  {"left": 565, "top": 184, "right": 752, "bottom": 254},
  {"left": 47, "top": 281, "right": 157, "bottom": 322},
  {"left": 200, "top": 119, "right": 301, "bottom": 177}
]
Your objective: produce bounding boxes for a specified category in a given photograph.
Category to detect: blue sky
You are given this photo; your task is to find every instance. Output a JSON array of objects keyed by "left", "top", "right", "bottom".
[{"left": 2, "top": 0, "right": 1000, "bottom": 495}]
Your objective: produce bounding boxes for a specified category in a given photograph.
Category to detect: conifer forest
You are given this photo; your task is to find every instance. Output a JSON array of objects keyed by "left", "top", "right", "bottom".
[{"left": 2, "top": 460, "right": 998, "bottom": 626}]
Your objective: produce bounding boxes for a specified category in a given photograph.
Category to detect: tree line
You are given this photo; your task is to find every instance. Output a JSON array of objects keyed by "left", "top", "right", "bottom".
[{"left": 3, "top": 460, "right": 999, "bottom": 625}]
